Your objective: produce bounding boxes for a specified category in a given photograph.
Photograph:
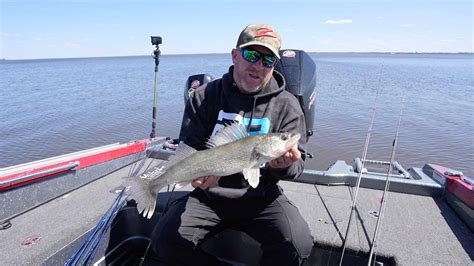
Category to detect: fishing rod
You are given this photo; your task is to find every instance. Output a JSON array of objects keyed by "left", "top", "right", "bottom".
[
  {"left": 367, "top": 96, "right": 406, "bottom": 266},
  {"left": 339, "top": 66, "right": 384, "bottom": 266},
  {"left": 150, "top": 36, "right": 162, "bottom": 138},
  {"left": 66, "top": 188, "right": 126, "bottom": 265}
]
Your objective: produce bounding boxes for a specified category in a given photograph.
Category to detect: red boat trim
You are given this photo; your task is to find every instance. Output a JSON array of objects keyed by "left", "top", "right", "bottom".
[
  {"left": 0, "top": 139, "right": 153, "bottom": 191},
  {"left": 430, "top": 164, "right": 473, "bottom": 209},
  {"left": 0, "top": 161, "right": 80, "bottom": 189},
  {"left": 447, "top": 178, "right": 474, "bottom": 209}
]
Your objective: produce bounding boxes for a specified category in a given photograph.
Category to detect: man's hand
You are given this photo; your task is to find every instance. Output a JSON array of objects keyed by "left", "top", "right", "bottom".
[
  {"left": 269, "top": 144, "right": 301, "bottom": 169},
  {"left": 192, "top": 176, "right": 220, "bottom": 189}
]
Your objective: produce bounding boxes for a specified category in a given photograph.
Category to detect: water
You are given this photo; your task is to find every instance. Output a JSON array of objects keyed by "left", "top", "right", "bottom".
[{"left": 1, "top": 53, "right": 473, "bottom": 177}]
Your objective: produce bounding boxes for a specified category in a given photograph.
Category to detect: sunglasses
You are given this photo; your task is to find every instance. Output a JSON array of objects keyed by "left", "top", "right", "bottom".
[{"left": 240, "top": 48, "right": 278, "bottom": 68}]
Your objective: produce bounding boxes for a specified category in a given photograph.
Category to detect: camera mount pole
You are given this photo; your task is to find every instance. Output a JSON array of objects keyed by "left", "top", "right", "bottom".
[{"left": 150, "top": 37, "right": 162, "bottom": 138}]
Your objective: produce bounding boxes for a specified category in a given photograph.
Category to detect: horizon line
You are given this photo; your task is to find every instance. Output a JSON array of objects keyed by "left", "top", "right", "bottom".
[{"left": 2, "top": 51, "right": 473, "bottom": 61}]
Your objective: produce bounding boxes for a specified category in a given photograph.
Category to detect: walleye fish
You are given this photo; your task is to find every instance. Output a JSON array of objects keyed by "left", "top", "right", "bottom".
[{"left": 124, "top": 123, "right": 300, "bottom": 219}]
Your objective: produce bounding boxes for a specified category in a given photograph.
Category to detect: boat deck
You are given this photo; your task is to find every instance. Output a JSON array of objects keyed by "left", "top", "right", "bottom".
[
  {"left": 0, "top": 160, "right": 131, "bottom": 265},
  {"left": 284, "top": 181, "right": 473, "bottom": 264},
  {"left": 0, "top": 157, "right": 472, "bottom": 265}
]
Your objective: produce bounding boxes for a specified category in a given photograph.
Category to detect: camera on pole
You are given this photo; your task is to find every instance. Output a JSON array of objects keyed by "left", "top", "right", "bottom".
[{"left": 150, "top": 36, "right": 162, "bottom": 138}]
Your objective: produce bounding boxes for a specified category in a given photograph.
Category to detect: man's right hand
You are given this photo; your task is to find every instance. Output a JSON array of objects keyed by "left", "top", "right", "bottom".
[{"left": 192, "top": 176, "right": 220, "bottom": 189}]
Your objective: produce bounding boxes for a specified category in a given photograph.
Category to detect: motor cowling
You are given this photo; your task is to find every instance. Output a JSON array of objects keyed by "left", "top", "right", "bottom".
[{"left": 274, "top": 49, "right": 317, "bottom": 140}]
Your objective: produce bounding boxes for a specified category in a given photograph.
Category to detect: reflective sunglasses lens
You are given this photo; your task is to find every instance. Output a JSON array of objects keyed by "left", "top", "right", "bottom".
[
  {"left": 262, "top": 55, "right": 277, "bottom": 68},
  {"left": 242, "top": 49, "right": 260, "bottom": 63}
]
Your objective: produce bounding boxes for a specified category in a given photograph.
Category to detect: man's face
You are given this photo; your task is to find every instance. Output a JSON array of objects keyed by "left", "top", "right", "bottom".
[{"left": 232, "top": 45, "right": 276, "bottom": 94}]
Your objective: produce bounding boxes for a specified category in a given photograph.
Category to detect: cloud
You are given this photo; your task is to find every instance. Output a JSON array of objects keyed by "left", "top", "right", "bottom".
[
  {"left": 1, "top": 32, "right": 20, "bottom": 37},
  {"left": 324, "top": 19, "right": 352, "bottom": 25}
]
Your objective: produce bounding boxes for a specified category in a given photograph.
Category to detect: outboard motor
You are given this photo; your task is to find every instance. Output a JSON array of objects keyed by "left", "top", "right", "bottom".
[
  {"left": 184, "top": 74, "right": 214, "bottom": 103},
  {"left": 274, "top": 49, "right": 317, "bottom": 141}
]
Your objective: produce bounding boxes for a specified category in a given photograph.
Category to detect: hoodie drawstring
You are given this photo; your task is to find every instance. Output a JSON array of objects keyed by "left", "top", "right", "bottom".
[{"left": 247, "top": 97, "right": 258, "bottom": 132}]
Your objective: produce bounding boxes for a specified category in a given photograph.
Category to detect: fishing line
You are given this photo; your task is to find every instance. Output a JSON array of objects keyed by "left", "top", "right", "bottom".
[
  {"left": 129, "top": 156, "right": 148, "bottom": 177},
  {"left": 367, "top": 95, "right": 406, "bottom": 266},
  {"left": 315, "top": 182, "right": 346, "bottom": 265},
  {"left": 125, "top": 143, "right": 172, "bottom": 265},
  {"left": 339, "top": 65, "right": 384, "bottom": 265},
  {"left": 139, "top": 183, "right": 177, "bottom": 265},
  {"left": 140, "top": 241, "right": 153, "bottom": 266},
  {"left": 86, "top": 192, "right": 127, "bottom": 264},
  {"left": 140, "top": 146, "right": 178, "bottom": 265}
]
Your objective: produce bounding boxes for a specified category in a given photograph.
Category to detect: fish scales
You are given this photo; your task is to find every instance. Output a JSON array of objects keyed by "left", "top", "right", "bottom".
[{"left": 123, "top": 123, "right": 300, "bottom": 218}]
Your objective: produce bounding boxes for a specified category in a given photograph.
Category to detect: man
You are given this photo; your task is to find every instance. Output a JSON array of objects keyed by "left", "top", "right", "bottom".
[{"left": 152, "top": 23, "right": 313, "bottom": 265}]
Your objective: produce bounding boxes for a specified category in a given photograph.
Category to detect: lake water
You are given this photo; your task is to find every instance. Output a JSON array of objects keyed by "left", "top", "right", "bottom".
[{"left": 1, "top": 53, "right": 473, "bottom": 177}]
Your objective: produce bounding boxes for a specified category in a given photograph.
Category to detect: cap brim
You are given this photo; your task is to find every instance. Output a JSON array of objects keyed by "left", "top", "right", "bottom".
[{"left": 239, "top": 42, "right": 280, "bottom": 59}]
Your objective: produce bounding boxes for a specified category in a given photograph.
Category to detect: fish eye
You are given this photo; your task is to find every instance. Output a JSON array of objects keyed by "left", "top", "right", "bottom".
[{"left": 280, "top": 134, "right": 288, "bottom": 141}]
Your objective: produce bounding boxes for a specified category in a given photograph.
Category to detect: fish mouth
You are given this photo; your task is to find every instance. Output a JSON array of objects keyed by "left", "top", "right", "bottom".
[
  {"left": 289, "top": 133, "right": 301, "bottom": 144},
  {"left": 284, "top": 132, "right": 301, "bottom": 148}
]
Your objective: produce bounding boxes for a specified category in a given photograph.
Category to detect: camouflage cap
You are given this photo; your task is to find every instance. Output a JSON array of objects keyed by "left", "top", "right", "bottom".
[{"left": 236, "top": 24, "right": 281, "bottom": 59}]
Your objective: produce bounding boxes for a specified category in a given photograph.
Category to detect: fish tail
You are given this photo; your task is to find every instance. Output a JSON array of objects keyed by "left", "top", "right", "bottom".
[{"left": 123, "top": 177, "right": 161, "bottom": 219}]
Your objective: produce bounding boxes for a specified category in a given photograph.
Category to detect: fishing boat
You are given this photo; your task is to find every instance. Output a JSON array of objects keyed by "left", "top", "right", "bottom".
[{"left": 1, "top": 45, "right": 472, "bottom": 265}]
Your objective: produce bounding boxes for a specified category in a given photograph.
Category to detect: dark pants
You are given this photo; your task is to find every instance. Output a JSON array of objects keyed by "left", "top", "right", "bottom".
[{"left": 151, "top": 187, "right": 313, "bottom": 266}]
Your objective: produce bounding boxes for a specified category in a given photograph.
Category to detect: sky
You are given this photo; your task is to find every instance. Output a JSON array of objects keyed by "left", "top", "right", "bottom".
[{"left": 0, "top": 0, "right": 472, "bottom": 59}]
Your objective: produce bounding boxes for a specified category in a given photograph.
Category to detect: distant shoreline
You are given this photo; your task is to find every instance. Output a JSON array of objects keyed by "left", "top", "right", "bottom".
[{"left": 1, "top": 52, "right": 473, "bottom": 61}]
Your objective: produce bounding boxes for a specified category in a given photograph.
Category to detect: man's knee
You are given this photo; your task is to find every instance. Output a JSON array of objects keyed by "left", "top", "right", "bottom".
[
  {"left": 282, "top": 226, "right": 313, "bottom": 264},
  {"left": 260, "top": 219, "right": 313, "bottom": 265},
  {"left": 293, "top": 218, "right": 314, "bottom": 258},
  {"left": 294, "top": 230, "right": 313, "bottom": 260},
  {"left": 151, "top": 214, "right": 180, "bottom": 257},
  {"left": 267, "top": 197, "right": 314, "bottom": 264},
  {"left": 261, "top": 237, "right": 313, "bottom": 266},
  {"left": 150, "top": 199, "right": 188, "bottom": 257}
]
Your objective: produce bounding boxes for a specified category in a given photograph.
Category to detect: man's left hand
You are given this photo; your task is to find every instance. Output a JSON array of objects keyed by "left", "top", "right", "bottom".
[
  {"left": 269, "top": 144, "right": 301, "bottom": 168},
  {"left": 192, "top": 175, "right": 220, "bottom": 189}
]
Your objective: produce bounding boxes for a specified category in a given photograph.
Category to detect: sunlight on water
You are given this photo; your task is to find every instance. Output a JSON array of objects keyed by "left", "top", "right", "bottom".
[{"left": 1, "top": 53, "right": 472, "bottom": 177}]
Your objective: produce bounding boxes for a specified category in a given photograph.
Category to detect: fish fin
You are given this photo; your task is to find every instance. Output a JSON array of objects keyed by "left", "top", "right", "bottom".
[
  {"left": 165, "top": 142, "right": 196, "bottom": 169},
  {"left": 122, "top": 176, "right": 165, "bottom": 219},
  {"left": 243, "top": 166, "right": 261, "bottom": 188},
  {"left": 174, "top": 181, "right": 191, "bottom": 190},
  {"left": 206, "top": 122, "right": 249, "bottom": 148}
]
